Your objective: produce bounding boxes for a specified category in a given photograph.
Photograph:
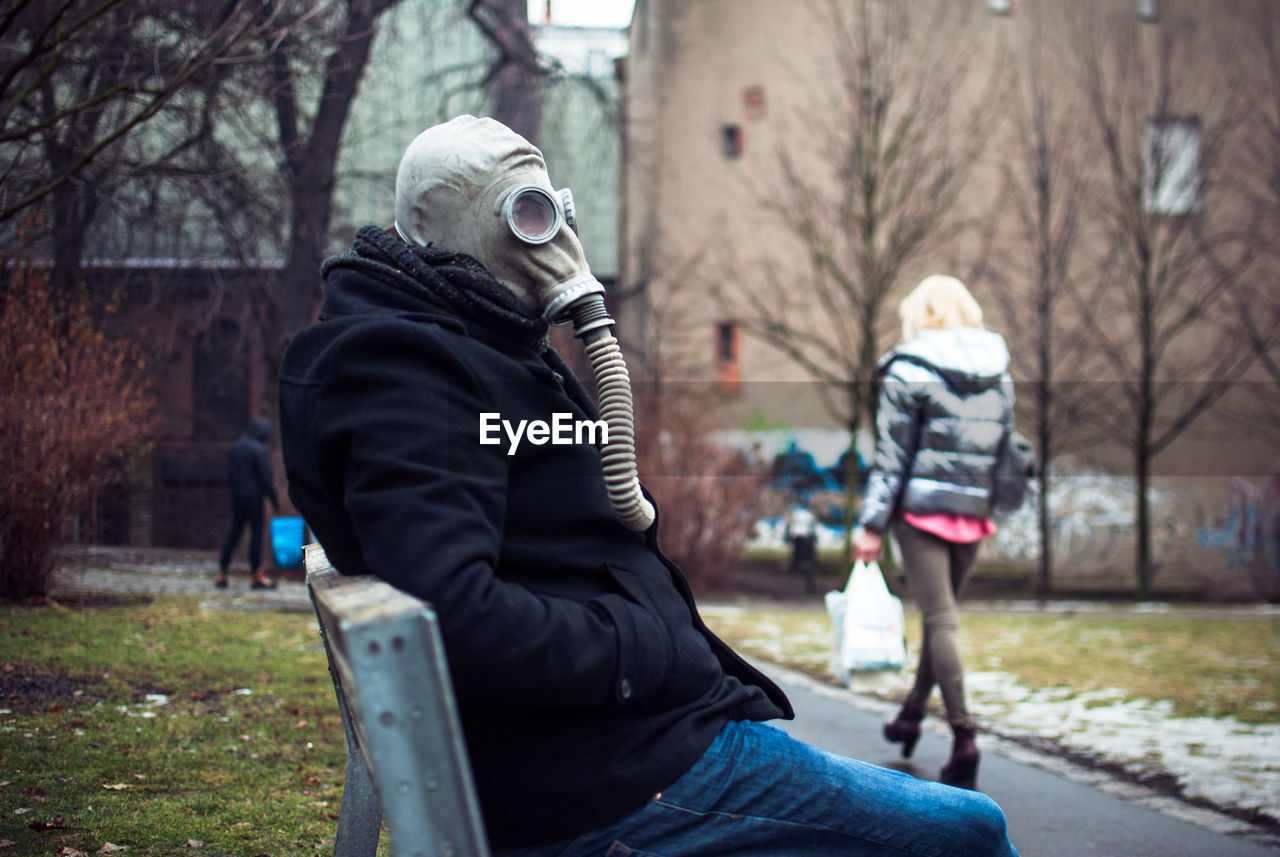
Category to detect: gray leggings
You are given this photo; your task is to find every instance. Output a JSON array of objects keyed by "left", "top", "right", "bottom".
[{"left": 892, "top": 520, "right": 980, "bottom": 728}]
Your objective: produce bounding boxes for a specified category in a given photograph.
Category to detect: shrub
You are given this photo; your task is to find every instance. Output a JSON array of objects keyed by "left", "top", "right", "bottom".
[
  {"left": 0, "top": 261, "right": 154, "bottom": 600},
  {"left": 638, "top": 398, "right": 767, "bottom": 591}
]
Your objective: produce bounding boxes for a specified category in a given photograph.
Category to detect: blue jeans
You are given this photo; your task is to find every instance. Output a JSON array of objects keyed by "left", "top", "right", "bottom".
[{"left": 500, "top": 719, "right": 1020, "bottom": 856}]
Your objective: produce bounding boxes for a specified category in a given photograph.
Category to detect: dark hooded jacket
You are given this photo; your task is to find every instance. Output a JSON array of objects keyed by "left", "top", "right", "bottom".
[
  {"left": 858, "top": 327, "right": 1014, "bottom": 534},
  {"left": 277, "top": 227, "right": 790, "bottom": 850},
  {"left": 227, "top": 417, "right": 279, "bottom": 507}
]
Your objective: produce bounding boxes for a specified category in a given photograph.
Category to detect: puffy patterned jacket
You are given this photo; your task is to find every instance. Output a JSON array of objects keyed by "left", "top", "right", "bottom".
[{"left": 858, "top": 327, "right": 1013, "bottom": 534}]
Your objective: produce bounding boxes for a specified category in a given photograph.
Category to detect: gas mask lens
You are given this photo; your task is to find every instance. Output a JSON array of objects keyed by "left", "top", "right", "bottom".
[{"left": 504, "top": 187, "right": 561, "bottom": 245}]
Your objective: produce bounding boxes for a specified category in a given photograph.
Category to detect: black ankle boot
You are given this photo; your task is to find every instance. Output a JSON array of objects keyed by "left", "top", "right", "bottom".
[
  {"left": 882, "top": 704, "right": 925, "bottom": 759},
  {"left": 939, "top": 724, "right": 980, "bottom": 790}
]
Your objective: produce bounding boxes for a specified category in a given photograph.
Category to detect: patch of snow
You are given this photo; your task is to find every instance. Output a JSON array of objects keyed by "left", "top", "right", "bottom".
[{"left": 966, "top": 671, "right": 1280, "bottom": 824}]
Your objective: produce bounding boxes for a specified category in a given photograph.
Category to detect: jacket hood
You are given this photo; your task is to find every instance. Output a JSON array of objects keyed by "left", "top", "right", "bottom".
[
  {"left": 247, "top": 417, "right": 273, "bottom": 441},
  {"left": 880, "top": 327, "right": 1010, "bottom": 393},
  {"left": 320, "top": 226, "right": 549, "bottom": 351}
]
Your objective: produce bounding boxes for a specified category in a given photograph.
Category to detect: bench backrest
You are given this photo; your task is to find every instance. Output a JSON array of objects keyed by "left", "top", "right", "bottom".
[{"left": 305, "top": 544, "right": 490, "bottom": 857}]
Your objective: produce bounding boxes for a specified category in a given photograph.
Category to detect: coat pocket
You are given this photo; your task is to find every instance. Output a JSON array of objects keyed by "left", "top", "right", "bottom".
[{"left": 603, "top": 562, "right": 724, "bottom": 711}]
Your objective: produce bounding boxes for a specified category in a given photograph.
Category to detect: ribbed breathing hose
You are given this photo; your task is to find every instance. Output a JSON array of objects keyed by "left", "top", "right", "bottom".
[{"left": 568, "top": 296, "right": 656, "bottom": 532}]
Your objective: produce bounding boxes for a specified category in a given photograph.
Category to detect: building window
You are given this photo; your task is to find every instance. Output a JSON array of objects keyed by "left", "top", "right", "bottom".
[
  {"left": 987, "top": 0, "right": 1016, "bottom": 15},
  {"left": 715, "top": 322, "right": 741, "bottom": 395},
  {"left": 1145, "top": 117, "right": 1201, "bottom": 216},
  {"left": 721, "top": 125, "right": 744, "bottom": 158},
  {"left": 586, "top": 49, "right": 611, "bottom": 78},
  {"left": 743, "top": 86, "right": 766, "bottom": 121},
  {"left": 1138, "top": 0, "right": 1159, "bottom": 22}
]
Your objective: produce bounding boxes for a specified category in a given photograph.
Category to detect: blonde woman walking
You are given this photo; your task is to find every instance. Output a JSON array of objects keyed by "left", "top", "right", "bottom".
[{"left": 853, "top": 275, "right": 1013, "bottom": 791}]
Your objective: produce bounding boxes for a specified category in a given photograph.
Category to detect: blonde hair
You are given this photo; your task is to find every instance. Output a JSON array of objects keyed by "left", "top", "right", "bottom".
[{"left": 898, "top": 275, "right": 984, "bottom": 341}]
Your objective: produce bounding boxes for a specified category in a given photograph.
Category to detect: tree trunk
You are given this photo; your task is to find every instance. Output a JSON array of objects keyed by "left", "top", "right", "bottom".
[
  {"left": 268, "top": 2, "right": 387, "bottom": 369},
  {"left": 1135, "top": 443, "right": 1152, "bottom": 599},
  {"left": 490, "top": 0, "right": 540, "bottom": 143},
  {"left": 47, "top": 143, "right": 93, "bottom": 295},
  {"left": 1037, "top": 464, "right": 1053, "bottom": 597},
  {"left": 841, "top": 410, "right": 862, "bottom": 567}
]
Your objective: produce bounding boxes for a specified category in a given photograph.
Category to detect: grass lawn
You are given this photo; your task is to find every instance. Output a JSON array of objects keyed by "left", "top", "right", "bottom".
[
  {"left": 1, "top": 597, "right": 346, "bottom": 857},
  {"left": 2, "top": 594, "right": 1278, "bottom": 856},
  {"left": 700, "top": 605, "right": 1280, "bottom": 724}
]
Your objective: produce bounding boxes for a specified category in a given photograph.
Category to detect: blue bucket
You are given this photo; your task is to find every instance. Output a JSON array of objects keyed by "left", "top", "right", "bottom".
[{"left": 270, "top": 517, "right": 307, "bottom": 569}]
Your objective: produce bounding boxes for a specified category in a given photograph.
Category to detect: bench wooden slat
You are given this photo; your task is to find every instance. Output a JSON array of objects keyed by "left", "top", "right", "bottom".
[{"left": 306, "top": 544, "right": 490, "bottom": 857}]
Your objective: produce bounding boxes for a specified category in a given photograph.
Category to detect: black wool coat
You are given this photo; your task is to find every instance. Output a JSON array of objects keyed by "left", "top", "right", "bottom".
[{"left": 277, "top": 248, "right": 791, "bottom": 850}]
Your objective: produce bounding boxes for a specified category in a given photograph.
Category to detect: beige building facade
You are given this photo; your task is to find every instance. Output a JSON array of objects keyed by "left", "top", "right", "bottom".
[
  {"left": 620, "top": 0, "right": 1280, "bottom": 594},
  {"left": 623, "top": 0, "right": 1274, "bottom": 454}
]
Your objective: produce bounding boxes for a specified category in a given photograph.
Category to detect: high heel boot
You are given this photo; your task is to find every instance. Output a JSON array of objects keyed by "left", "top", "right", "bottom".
[
  {"left": 882, "top": 704, "right": 925, "bottom": 758},
  {"left": 939, "top": 724, "right": 980, "bottom": 790}
]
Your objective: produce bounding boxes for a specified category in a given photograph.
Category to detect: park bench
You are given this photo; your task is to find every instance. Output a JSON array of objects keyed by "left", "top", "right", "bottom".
[{"left": 305, "top": 544, "right": 491, "bottom": 857}]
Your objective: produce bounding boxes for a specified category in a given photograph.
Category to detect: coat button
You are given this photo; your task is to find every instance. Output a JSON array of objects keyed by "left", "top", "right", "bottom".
[{"left": 619, "top": 678, "right": 633, "bottom": 699}]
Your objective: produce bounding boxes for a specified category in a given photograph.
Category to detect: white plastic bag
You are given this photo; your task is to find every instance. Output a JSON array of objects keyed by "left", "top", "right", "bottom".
[{"left": 824, "top": 560, "right": 906, "bottom": 682}]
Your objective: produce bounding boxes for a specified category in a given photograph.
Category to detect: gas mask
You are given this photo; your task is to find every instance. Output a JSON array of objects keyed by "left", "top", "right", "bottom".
[{"left": 394, "top": 115, "right": 655, "bottom": 532}]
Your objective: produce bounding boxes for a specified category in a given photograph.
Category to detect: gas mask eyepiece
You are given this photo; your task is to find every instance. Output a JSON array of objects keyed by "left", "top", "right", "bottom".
[{"left": 502, "top": 186, "right": 577, "bottom": 245}]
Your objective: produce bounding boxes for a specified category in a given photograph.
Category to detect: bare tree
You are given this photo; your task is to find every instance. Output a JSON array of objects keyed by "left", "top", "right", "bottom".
[
  {"left": 982, "top": 2, "right": 1103, "bottom": 595},
  {"left": 715, "top": 0, "right": 1006, "bottom": 541},
  {"left": 1067, "top": 3, "right": 1258, "bottom": 598},
  {"left": 0, "top": 0, "right": 421, "bottom": 372},
  {"left": 0, "top": 1, "right": 295, "bottom": 289},
  {"left": 1229, "top": 1, "right": 1280, "bottom": 443},
  {"left": 253, "top": 0, "right": 408, "bottom": 365}
]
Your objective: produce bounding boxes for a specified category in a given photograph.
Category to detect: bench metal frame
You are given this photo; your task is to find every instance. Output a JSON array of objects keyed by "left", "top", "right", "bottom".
[{"left": 306, "top": 544, "right": 490, "bottom": 857}]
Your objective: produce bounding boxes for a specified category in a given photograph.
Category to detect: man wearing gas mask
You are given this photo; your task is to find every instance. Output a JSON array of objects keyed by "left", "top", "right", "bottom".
[{"left": 278, "top": 116, "right": 1020, "bottom": 856}]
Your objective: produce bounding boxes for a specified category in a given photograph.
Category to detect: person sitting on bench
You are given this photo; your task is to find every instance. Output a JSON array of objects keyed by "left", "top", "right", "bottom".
[{"left": 277, "top": 115, "right": 1021, "bottom": 857}]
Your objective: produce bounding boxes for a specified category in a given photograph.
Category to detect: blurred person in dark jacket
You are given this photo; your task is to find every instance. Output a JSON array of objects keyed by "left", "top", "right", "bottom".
[
  {"left": 216, "top": 416, "right": 280, "bottom": 589},
  {"left": 278, "top": 116, "right": 1021, "bottom": 856},
  {"left": 853, "top": 275, "right": 1014, "bottom": 792}
]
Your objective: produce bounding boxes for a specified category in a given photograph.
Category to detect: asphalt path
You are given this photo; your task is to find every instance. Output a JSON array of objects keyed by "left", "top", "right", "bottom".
[{"left": 763, "top": 663, "right": 1280, "bottom": 857}]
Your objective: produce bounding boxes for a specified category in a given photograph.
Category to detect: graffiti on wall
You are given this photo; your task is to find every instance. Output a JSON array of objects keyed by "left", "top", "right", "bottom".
[
  {"left": 989, "top": 474, "right": 1204, "bottom": 573},
  {"left": 718, "top": 429, "right": 863, "bottom": 547},
  {"left": 1197, "top": 471, "right": 1280, "bottom": 601},
  {"left": 732, "top": 430, "right": 1211, "bottom": 584}
]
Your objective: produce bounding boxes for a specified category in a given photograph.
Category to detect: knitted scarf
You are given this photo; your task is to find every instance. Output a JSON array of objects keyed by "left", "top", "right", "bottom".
[{"left": 321, "top": 225, "right": 550, "bottom": 350}]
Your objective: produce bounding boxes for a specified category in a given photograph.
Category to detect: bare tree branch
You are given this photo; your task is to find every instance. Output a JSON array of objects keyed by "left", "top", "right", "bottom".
[
  {"left": 0, "top": 1, "right": 289, "bottom": 224},
  {"left": 1065, "top": 1, "right": 1258, "bottom": 596}
]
